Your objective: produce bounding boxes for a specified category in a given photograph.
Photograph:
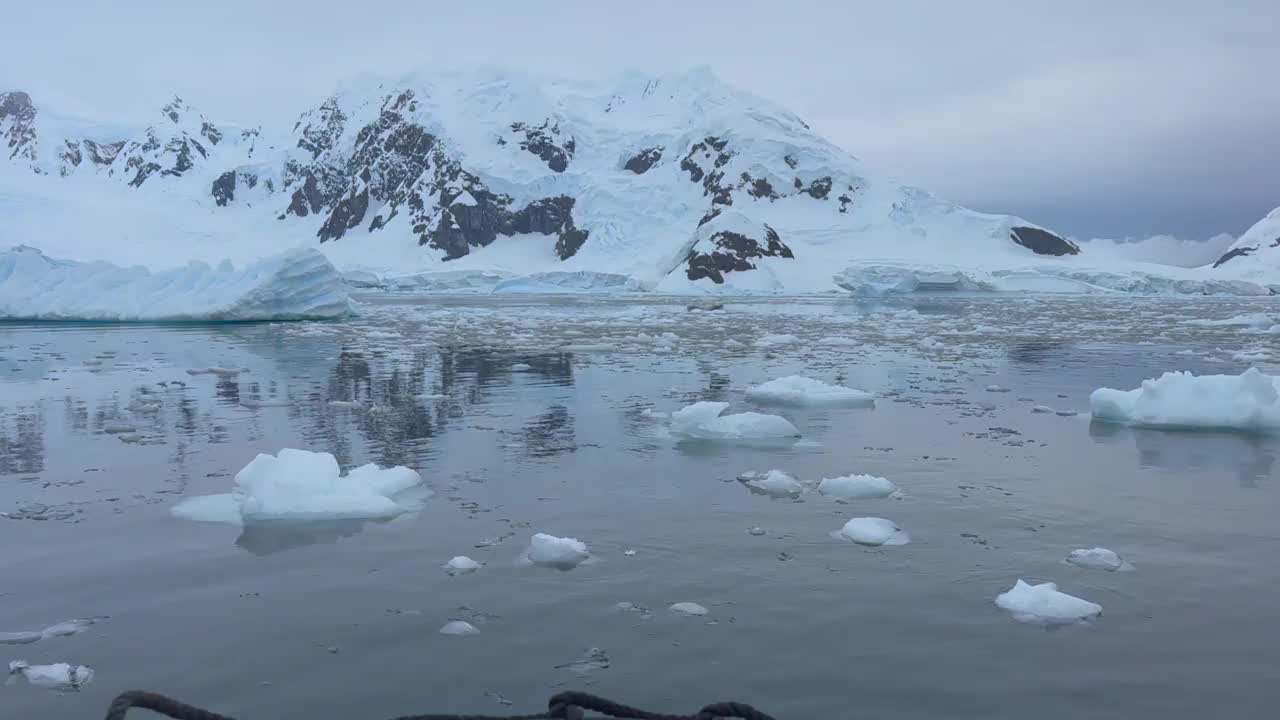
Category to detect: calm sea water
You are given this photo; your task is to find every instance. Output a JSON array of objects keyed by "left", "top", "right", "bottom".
[{"left": 2, "top": 295, "right": 1278, "bottom": 720}]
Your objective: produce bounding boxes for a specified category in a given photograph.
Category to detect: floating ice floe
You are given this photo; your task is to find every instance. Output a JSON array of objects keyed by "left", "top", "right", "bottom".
[
  {"left": 986, "top": 385, "right": 1011, "bottom": 393},
  {"left": 415, "top": 393, "right": 446, "bottom": 401},
  {"left": 0, "top": 247, "right": 352, "bottom": 321},
  {"left": 562, "top": 342, "right": 615, "bottom": 352},
  {"left": 994, "top": 580, "right": 1102, "bottom": 625},
  {"left": 744, "top": 376, "right": 874, "bottom": 408},
  {"left": 511, "top": 363, "right": 533, "bottom": 371},
  {"left": 170, "top": 448, "right": 424, "bottom": 525},
  {"left": 817, "top": 336, "right": 858, "bottom": 347},
  {"left": 525, "top": 533, "right": 590, "bottom": 569},
  {"left": 328, "top": 400, "right": 362, "bottom": 409},
  {"left": 1089, "top": 367, "right": 1280, "bottom": 433},
  {"left": 1066, "top": 547, "right": 1132, "bottom": 572},
  {"left": 444, "top": 556, "right": 483, "bottom": 576},
  {"left": 839, "top": 517, "right": 910, "bottom": 546},
  {"left": 818, "top": 474, "right": 898, "bottom": 501},
  {"left": 1, "top": 617, "right": 105, "bottom": 645},
  {"left": 239, "top": 398, "right": 292, "bottom": 409},
  {"left": 670, "top": 401, "right": 800, "bottom": 442},
  {"left": 439, "top": 621, "right": 480, "bottom": 636},
  {"left": 669, "top": 602, "right": 709, "bottom": 617},
  {"left": 737, "top": 470, "right": 803, "bottom": 498},
  {"left": 754, "top": 334, "right": 799, "bottom": 349},
  {"left": 1031, "top": 405, "right": 1054, "bottom": 414},
  {"left": 8, "top": 661, "right": 94, "bottom": 690},
  {"left": 1183, "top": 313, "right": 1276, "bottom": 329}
]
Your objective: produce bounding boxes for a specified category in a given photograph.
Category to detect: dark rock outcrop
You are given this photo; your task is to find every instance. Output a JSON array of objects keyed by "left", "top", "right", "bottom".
[
  {"left": 295, "top": 97, "right": 347, "bottom": 159},
  {"left": 1, "top": 91, "right": 37, "bottom": 163},
  {"left": 624, "top": 147, "right": 662, "bottom": 174},
  {"left": 510, "top": 120, "right": 574, "bottom": 172},
  {"left": 83, "top": 139, "right": 124, "bottom": 166},
  {"left": 801, "top": 176, "right": 832, "bottom": 200},
  {"left": 1212, "top": 246, "right": 1255, "bottom": 268},
  {"left": 1010, "top": 226, "right": 1080, "bottom": 256},
  {"left": 686, "top": 223, "right": 793, "bottom": 284},
  {"left": 212, "top": 171, "right": 236, "bottom": 206},
  {"left": 742, "top": 173, "right": 778, "bottom": 200},
  {"left": 319, "top": 187, "right": 370, "bottom": 242}
]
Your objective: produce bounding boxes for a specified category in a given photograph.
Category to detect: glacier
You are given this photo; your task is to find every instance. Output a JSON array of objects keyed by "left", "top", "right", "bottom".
[{"left": 0, "top": 246, "right": 352, "bottom": 321}]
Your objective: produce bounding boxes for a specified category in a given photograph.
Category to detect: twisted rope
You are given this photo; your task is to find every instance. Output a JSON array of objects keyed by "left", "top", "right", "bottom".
[{"left": 105, "top": 689, "right": 776, "bottom": 720}]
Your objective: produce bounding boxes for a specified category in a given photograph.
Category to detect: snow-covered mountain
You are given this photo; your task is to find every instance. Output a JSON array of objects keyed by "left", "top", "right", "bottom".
[
  {"left": 0, "top": 68, "right": 1271, "bottom": 293},
  {"left": 1210, "top": 206, "right": 1280, "bottom": 276}
]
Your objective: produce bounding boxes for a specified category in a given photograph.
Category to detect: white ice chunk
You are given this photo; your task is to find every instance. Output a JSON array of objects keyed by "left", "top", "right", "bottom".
[
  {"left": 0, "top": 247, "right": 352, "bottom": 321},
  {"left": 737, "top": 469, "right": 802, "bottom": 497},
  {"left": 1184, "top": 313, "right": 1275, "bottom": 328},
  {"left": 1066, "top": 547, "right": 1131, "bottom": 572},
  {"left": 444, "top": 556, "right": 483, "bottom": 576},
  {"left": 170, "top": 448, "right": 423, "bottom": 524},
  {"left": 994, "top": 579, "right": 1102, "bottom": 625},
  {"left": 526, "top": 533, "right": 590, "bottom": 569},
  {"left": 1090, "top": 367, "right": 1280, "bottom": 432},
  {"left": 839, "top": 517, "right": 910, "bottom": 546},
  {"left": 669, "top": 602, "right": 709, "bottom": 617},
  {"left": 754, "top": 334, "right": 799, "bottom": 349},
  {"left": 439, "top": 621, "right": 479, "bottom": 635},
  {"left": 818, "top": 474, "right": 897, "bottom": 500},
  {"left": 670, "top": 401, "right": 800, "bottom": 441},
  {"left": 745, "top": 376, "right": 874, "bottom": 407},
  {"left": 8, "top": 660, "right": 94, "bottom": 690},
  {"left": 1031, "top": 405, "right": 1054, "bottom": 414},
  {"left": 511, "top": 363, "right": 533, "bottom": 371}
]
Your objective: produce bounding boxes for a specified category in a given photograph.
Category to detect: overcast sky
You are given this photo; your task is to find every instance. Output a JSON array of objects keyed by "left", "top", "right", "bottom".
[{"left": 4, "top": 0, "right": 1277, "bottom": 240}]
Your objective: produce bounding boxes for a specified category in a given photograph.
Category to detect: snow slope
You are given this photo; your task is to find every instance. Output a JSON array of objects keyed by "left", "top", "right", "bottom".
[
  {"left": 3, "top": 74, "right": 1275, "bottom": 293},
  {"left": 1208, "top": 206, "right": 1280, "bottom": 286},
  {"left": 0, "top": 246, "right": 351, "bottom": 321}
]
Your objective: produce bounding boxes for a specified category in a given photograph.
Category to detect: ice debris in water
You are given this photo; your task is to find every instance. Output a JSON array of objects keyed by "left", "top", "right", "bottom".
[
  {"left": 754, "top": 334, "right": 799, "bottom": 349},
  {"left": 737, "top": 470, "right": 803, "bottom": 498},
  {"left": 669, "top": 602, "right": 709, "bottom": 617},
  {"left": 670, "top": 401, "right": 800, "bottom": 442},
  {"left": 818, "top": 474, "right": 897, "bottom": 501},
  {"left": 415, "top": 393, "right": 447, "bottom": 401},
  {"left": 986, "top": 385, "right": 1011, "bottom": 393},
  {"left": 1031, "top": 405, "right": 1054, "bottom": 414},
  {"left": 444, "top": 556, "right": 483, "bottom": 576},
  {"left": 1090, "top": 367, "right": 1280, "bottom": 432},
  {"left": 187, "top": 367, "right": 240, "bottom": 377},
  {"left": 511, "top": 363, "right": 533, "bottom": 371},
  {"left": 556, "top": 647, "right": 610, "bottom": 674},
  {"left": 170, "top": 448, "right": 424, "bottom": 524},
  {"left": 8, "top": 661, "right": 94, "bottom": 690},
  {"left": 102, "top": 423, "right": 136, "bottom": 434},
  {"left": 839, "top": 517, "right": 910, "bottom": 546},
  {"left": 439, "top": 621, "right": 480, "bottom": 636},
  {"left": 1066, "top": 547, "right": 1132, "bottom": 572},
  {"left": 526, "top": 533, "right": 590, "bottom": 569},
  {"left": 328, "top": 400, "right": 362, "bottom": 409},
  {"left": 744, "top": 376, "right": 874, "bottom": 407},
  {"left": 818, "top": 336, "right": 858, "bottom": 347},
  {"left": 995, "top": 580, "right": 1102, "bottom": 625}
]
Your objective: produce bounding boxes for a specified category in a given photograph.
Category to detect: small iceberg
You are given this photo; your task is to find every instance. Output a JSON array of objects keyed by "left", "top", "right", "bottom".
[
  {"left": 744, "top": 376, "right": 874, "bottom": 408},
  {"left": 839, "top": 517, "right": 910, "bottom": 546},
  {"left": 818, "top": 474, "right": 898, "bottom": 501},
  {"left": 670, "top": 401, "right": 800, "bottom": 442},
  {"left": 669, "top": 602, "right": 709, "bottom": 617},
  {"left": 439, "top": 621, "right": 480, "bottom": 636},
  {"left": 737, "top": 470, "right": 803, "bottom": 498},
  {"left": 0, "top": 247, "right": 352, "bottom": 321},
  {"left": 8, "top": 660, "right": 94, "bottom": 691},
  {"left": 525, "top": 533, "right": 590, "bottom": 570},
  {"left": 170, "top": 448, "right": 424, "bottom": 524},
  {"left": 995, "top": 579, "right": 1102, "bottom": 625},
  {"left": 1089, "top": 367, "right": 1280, "bottom": 433},
  {"left": 1066, "top": 547, "right": 1132, "bottom": 572},
  {"left": 444, "top": 556, "right": 483, "bottom": 576}
]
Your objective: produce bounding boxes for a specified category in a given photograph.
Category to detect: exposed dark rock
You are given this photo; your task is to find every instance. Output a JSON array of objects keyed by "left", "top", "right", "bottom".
[
  {"left": 510, "top": 120, "right": 574, "bottom": 172},
  {"left": 742, "top": 173, "right": 778, "bottom": 200},
  {"left": 59, "top": 141, "right": 82, "bottom": 175},
  {"left": 802, "top": 176, "right": 832, "bottom": 200},
  {"left": 369, "top": 215, "right": 386, "bottom": 232},
  {"left": 1212, "top": 246, "right": 1255, "bottom": 268},
  {"left": 793, "top": 177, "right": 802, "bottom": 189},
  {"left": 784, "top": 154, "right": 798, "bottom": 169},
  {"left": 128, "top": 162, "right": 162, "bottom": 187},
  {"left": 624, "top": 147, "right": 663, "bottom": 174},
  {"left": 681, "top": 137, "right": 737, "bottom": 206},
  {"left": 1, "top": 91, "right": 37, "bottom": 162},
  {"left": 296, "top": 97, "right": 347, "bottom": 159},
  {"left": 1010, "top": 226, "right": 1080, "bottom": 256},
  {"left": 698, "top": 208, "right": 722, "bottom": 227},
  {"left": 200, "top": 121, "right": 222, "bottom": 145},
  {"left": 83, "top": 139, "right": 124, "bottom": 165},
  {"left": 686, "top": 223, "right": 793, "bottom": 284},
  {"left": 837, "top": 193, "right": 852, "bottom": 213},
  {"left": 212, "top": 171, "right": 236, "bottom": 206},
  {"left": 318, "top": 187, "right": 369, "bottom": 242},
  {"left": 555, "top": 227, "right": 589, "bottom": 260}
]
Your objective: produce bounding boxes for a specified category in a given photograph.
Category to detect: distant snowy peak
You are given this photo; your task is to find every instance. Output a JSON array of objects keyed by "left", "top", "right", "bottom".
[
  {"left": 1212, "top": 206, "right": 1280, "bottom": 271},
  {"left": 3, "top": 68, "right": 1087, "bottom": 289}
]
